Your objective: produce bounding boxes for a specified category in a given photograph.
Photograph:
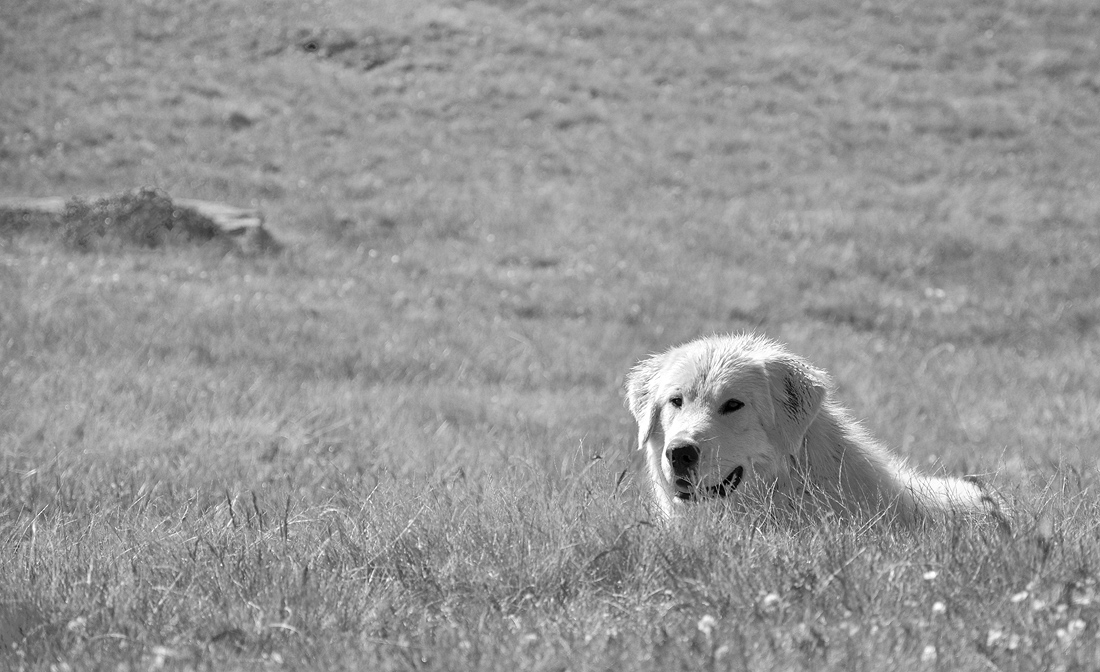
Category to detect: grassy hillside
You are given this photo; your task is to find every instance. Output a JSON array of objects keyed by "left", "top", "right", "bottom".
[{"left": 2, "top": 0, "right": 1099, "bottom": 669}]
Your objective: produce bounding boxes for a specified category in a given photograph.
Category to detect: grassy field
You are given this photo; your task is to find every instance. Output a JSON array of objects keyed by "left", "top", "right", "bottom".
[{"left": 2, "top": 0, "right": 1099, "bottom": 669}]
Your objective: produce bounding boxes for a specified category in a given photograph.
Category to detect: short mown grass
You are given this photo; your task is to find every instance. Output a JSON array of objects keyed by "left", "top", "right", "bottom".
[{"left": 2, "top": 0, "right": 1099, "bottom": 669}]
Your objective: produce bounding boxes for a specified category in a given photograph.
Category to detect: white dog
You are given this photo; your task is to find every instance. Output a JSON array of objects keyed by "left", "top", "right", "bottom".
[{"left": 626, "top": 333, "right": 1002, "bottom": 524}]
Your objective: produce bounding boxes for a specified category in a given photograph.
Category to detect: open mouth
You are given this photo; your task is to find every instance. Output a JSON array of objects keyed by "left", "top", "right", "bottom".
[{"left": 674, "top": 466, "right": 744, "bottom": 501}]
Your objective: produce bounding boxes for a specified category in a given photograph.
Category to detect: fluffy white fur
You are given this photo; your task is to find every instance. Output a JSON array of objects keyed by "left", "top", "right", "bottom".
[{"left": 625, "top": 333, "right": 1002, "bottom": 524}]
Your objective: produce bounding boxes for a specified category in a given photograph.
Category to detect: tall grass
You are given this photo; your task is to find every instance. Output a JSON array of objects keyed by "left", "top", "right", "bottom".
[{"left": 3, "top": 450, "right": 1099, "bottom": 670}]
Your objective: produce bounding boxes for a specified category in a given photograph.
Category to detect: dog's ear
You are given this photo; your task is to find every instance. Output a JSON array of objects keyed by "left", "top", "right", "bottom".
[
  {"left": 625, "top": 352, "right": 666, "bottom": 450},
  {"left": 760, "top": 354, "right": 829, "bottom": 454}
]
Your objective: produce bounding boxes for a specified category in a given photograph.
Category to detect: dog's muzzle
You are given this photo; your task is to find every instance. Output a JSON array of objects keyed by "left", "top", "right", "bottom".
[
  {"left": 673, "top": 466, "right": 745, "bottom": 502},
  {"left": 666, "top": 442, "right": 700, "bottom": 476}
]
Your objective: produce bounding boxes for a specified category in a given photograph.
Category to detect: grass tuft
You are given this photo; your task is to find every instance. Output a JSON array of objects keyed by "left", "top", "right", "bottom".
[{"left": 59, "top": 188, "right": 231, "bottom": 253}]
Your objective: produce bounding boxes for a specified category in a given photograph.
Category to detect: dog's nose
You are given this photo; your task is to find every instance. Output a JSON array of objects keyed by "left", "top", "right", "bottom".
[{"left": 666, "top": 442, "right": 700, "bottom": 474}]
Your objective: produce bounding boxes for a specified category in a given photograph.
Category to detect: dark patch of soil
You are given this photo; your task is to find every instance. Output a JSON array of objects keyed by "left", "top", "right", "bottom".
[
  {"left": 60, "top": 188, "right": 228, "bottom": 252},
  {"left": 0, "top": 188, "right": 280, "bottom": 255},
  {"left": 292, "top": 27, "right": 407, "bottom": 71}
]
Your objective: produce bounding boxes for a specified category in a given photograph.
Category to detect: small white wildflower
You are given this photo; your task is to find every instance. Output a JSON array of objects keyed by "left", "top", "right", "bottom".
[
  {"left": 760, "top": 592, "right": 781, "bottom": 610},
  {"left": 1055, "top": 621, "right": 1083, "bottom": 645},
  {"left": 1031, "top": 599, "right": 1047, "bottom": 612},
  {"left": 932, "top": 601, "right": 946, "bottom": 614},
  {"left": 697, "top": 615, "right": 717, "bottom": 639},
  {"left": 1010, "top": 591, "right": 1029, "bottom": 603},
  {"left": 150, "top": 647, "right": 179, "bottom": 666},
  {"left": 986, "top": 629, "right": 1004, "bottom": 648},
  {"left": 922, "top": 570, "right": 939, "bottom": 581},
  {"left": 920, "top": 644, "right": 937, "bottom": 662}
]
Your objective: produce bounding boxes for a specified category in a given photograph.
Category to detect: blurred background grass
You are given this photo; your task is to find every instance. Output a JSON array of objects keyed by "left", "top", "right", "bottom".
[{"left": 3, "top": 0, "right": 1097, "bottom": 489}]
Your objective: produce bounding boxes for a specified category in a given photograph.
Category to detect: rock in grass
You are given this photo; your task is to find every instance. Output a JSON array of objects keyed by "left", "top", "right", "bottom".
[{"left": 0, "top": 188, "right": 280, "bottom": 255}]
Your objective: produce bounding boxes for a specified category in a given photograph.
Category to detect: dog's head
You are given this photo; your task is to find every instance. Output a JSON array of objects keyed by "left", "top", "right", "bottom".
[{"left": 625, "top": 334, "right": 829, "bottom": 507}]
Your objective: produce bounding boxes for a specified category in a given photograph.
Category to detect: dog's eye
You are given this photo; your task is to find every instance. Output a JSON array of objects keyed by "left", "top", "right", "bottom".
[
  {"left": 720, "top": 398, "right": 744, "bottom": 414},
  {"left": 669, "top": 395, "right": 683, "bottom": 409}
]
